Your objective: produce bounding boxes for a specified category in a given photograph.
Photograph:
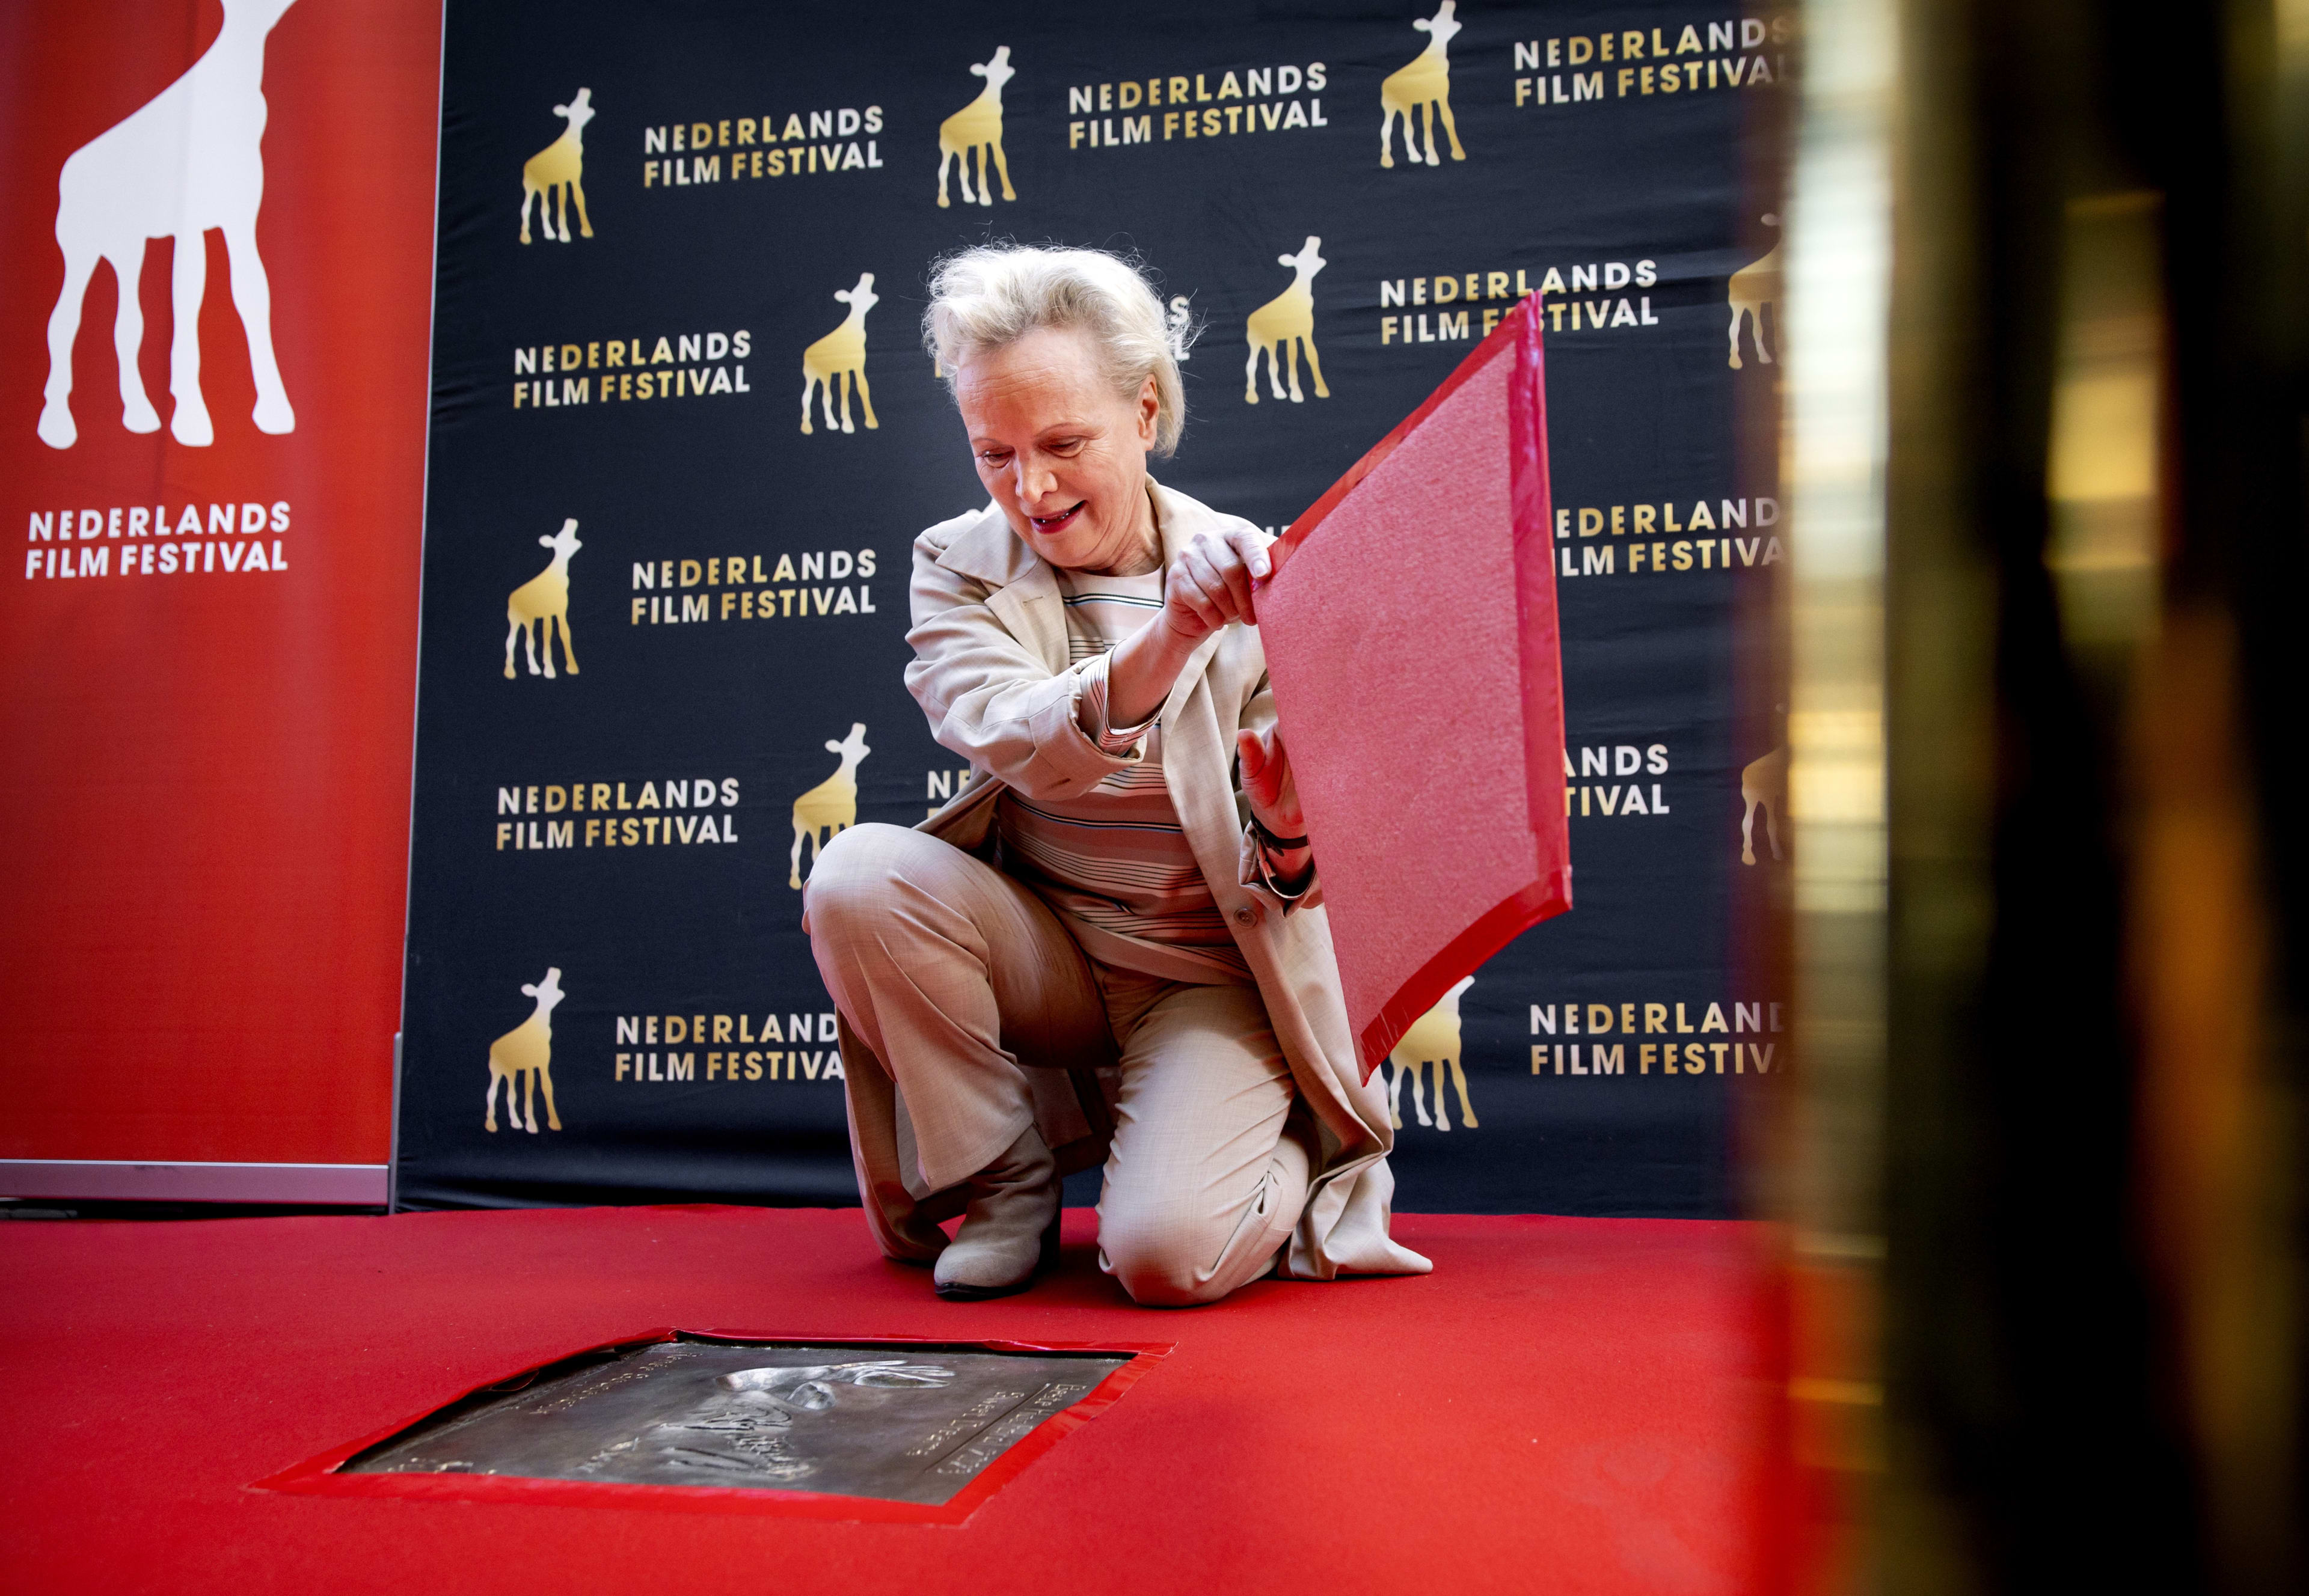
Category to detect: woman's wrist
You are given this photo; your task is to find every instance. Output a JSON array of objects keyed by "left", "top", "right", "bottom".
[
  {"left": 1253, "top": 831, "right": 1315, "bottom": 897},
  {"left": 1106, "top": 613, "right": 1198, "bottom": 729},
  {"left": 1249, "top": 813, "right": 1309, "bottom": 851},
  {"left": 1265, "top": 840, "right": 1313, "bottom": 875}
]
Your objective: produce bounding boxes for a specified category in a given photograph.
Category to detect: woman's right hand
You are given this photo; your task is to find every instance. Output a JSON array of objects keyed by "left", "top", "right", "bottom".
[
  {"left": 1161, "top": 523, "right": 1275, "bottom": 643},
  {"left": 1106, "top": 525, "right": 1274, "bottom": 729}
]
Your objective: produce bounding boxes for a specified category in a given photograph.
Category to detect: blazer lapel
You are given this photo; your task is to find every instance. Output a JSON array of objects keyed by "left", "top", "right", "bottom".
[
  {"left": 987, "top": 566, "right": 1065, "bottom": 674},
  {"left": 1148, "top": 480, "right": 1231, "bottom": 722},
  {"left": 1162, "top": 632, "right": 1226, "bottom": 725},
  {"left": 1142, "top": 482, "right": 1254, "bottom": 882},
  {"left": 936, "top": 504, "right": 1066, "bottom": 673},
  {"left": 1159, "top": 650, "right": 1242, "bottom": 882}
]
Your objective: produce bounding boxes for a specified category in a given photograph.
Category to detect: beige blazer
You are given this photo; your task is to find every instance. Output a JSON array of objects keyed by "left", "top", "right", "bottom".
[{"left": 834, "top": 481, "right": 1430, "bottom": 1282}]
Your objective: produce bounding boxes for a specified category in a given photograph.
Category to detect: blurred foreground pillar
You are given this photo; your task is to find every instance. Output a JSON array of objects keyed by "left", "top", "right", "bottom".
[{"left": 1784, "top": 0, "right": 2307, "bottom": 1589}]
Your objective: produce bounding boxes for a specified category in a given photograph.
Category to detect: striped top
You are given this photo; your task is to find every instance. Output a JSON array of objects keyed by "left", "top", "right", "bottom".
[{"left": 996, "top": 566, "right": 1252, "bottom": 984}]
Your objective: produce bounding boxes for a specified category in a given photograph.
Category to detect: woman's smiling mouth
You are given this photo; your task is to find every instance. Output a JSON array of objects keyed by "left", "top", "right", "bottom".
[{"left": 1029, "top": 502, "right": 1087, "bottom": 535}]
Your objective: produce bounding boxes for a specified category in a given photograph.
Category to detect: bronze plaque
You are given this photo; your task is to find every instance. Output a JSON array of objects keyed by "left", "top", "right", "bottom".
[{"left": 344, "top": 1338, "right": 1129, "bottom": 1506}]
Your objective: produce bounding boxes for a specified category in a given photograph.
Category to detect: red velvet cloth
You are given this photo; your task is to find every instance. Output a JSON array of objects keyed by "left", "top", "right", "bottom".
[{"left": 1259, "top": 302, "right": 1570, "bottom": 1079}]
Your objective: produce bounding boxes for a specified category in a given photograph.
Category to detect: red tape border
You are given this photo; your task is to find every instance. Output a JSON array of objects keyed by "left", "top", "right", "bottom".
[{"left": 250, "top": 1328, "right": 1173, "bottom": 1525}]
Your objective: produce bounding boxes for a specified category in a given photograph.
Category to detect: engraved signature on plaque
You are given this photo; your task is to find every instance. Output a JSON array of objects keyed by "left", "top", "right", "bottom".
[{"left": 345, "top": 1339, "right": 1127, "bottom": 1506}]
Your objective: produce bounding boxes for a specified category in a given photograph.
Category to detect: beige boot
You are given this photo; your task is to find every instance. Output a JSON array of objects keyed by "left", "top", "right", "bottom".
[{"left": 934, "top": 1122, "right": 1059, "bottom": 1301}]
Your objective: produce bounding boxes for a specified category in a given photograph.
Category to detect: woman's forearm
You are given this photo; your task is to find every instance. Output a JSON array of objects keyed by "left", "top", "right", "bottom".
[{"left": 1105, "top": 614, "right": 1200, "bottom": 730}]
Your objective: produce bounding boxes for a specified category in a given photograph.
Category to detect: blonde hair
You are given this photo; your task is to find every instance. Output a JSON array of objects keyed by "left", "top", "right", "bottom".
[{"left": 923, "top": 244, "right": 1190, "bottom": 456}]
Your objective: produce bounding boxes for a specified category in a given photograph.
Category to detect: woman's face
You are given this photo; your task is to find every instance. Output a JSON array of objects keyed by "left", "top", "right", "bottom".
[{"left": 952, "top": 325, "right": 1162, "bottom": 574}]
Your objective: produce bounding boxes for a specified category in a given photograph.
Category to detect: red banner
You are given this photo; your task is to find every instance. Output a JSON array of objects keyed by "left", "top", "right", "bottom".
[{"left": 0, "top": 0, "right": 440, "bottom": 1175}]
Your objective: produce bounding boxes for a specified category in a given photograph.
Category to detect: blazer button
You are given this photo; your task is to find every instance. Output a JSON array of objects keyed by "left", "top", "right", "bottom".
[{"left": 1233, "top": 906, "right": 1257, "bottom": 926}]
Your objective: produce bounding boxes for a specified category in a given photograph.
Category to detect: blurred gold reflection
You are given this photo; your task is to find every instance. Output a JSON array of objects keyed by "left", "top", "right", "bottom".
[{"left": 2046, "top": 191, "right": 2163, "bottom": 659}]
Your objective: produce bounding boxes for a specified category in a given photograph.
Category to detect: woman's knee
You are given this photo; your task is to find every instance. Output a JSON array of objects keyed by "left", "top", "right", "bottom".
[
  {"left": 1100, "top": 1148, "right": 1308, "bottom": 1306},
  {"left": 802, "top": 823, "right": 919, "bottom": 925},
  {"left": 1098, "top": 1212, "right": 1245, "bottom": 1307}
]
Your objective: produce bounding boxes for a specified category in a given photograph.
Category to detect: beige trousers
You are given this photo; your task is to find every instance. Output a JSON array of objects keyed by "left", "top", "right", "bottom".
[{"left": 805, "top": 822, "right": 1312, "bottom": 1306}]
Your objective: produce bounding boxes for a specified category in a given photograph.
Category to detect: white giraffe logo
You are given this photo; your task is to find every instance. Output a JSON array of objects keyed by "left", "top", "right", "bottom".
[{"left": 37, "top": 0, "right": 300, "bottom": 450}]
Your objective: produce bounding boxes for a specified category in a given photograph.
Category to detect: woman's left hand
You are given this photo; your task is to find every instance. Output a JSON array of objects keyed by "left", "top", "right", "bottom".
[{"left": 1238, "top": 725, "right": 1307, "bottom": 847}]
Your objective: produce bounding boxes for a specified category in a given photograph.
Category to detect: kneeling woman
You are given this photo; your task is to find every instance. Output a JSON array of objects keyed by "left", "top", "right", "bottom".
[{"left": 805, "top": 245, "right": 1429, "bottom": 1306}]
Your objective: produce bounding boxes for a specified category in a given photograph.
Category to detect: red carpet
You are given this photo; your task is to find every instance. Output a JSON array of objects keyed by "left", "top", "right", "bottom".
[{"left": 0, "top": 1206, "right": 1783, "bottom": 1594}]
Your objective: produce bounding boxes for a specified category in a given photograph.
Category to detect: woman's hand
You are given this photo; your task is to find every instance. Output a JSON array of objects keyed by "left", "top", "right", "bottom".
[
  {"left": 1239, "top": 726, "right": 1312, "bottom": 887},
  {"left": 1108, "top": 525, "right": 1275, "bottom": 730},
  {"left": 1163, "top": 524, "right": 1274, "bottom": 645}
]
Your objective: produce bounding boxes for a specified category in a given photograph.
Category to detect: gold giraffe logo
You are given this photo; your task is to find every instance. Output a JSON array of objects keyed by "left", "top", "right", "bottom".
[
  {"left": 1388, "top": 976, "right": 1479, "bottom": 1132},
  {"left": 937, "top": 46, "right": 1017, "bottom": 207},
  {"left": 1380, "top": 1, "right": 1466, "bottom": 169},
  {"left": 1245, "top": 236, "right": 1331, "bottom": 405},
  {"left": 486, "top": 966, "right": 566, "bottom": 1133},
  {"left": 1728, "top": 216, "right": 1782, "bottom": 368},
  {"left": 790, "top": 722, "right": 870, "bottom": 888},
  {"left": 504, "top": 518, "right": 583, "bottom": 679},
  {"left": 520, "top": 87, "right": 596, "bottom": 244},
  {"left": 801, "top": 273, "right": 880, "bottom": 435}
]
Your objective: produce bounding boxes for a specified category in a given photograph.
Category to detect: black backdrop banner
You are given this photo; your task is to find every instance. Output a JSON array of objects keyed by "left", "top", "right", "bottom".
[{"left": 396, "top": 0, "right": 1795, "bottom": 1215}]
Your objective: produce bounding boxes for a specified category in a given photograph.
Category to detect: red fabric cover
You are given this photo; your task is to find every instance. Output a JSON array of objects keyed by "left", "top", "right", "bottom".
[
  {"left": 1259, "top": 302, "right": 1569, "bottom": 1079},
  {"left": 0, "top": 1205, "right": 1782, "bottom": 1594}
]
